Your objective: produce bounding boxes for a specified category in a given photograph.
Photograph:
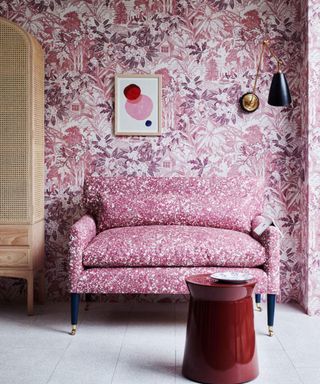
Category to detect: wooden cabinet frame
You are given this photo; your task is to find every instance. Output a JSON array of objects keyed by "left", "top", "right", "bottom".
[{"left": 0, "top": 17, "right": 45, "bottom": 314}]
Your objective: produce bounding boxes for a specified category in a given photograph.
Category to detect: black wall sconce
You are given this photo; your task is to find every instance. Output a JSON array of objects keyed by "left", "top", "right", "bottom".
[{"left": 239, "top": 40, "right": 292, "bottom": 113}]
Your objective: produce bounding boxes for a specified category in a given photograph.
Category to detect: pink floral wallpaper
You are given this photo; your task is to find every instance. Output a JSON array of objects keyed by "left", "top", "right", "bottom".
[
  {"left": 0, "top": 1, "right": 310, "bottom": 306},
  {"left": 304, "top": 0, "right": 320, "bottom": 316},
  {"left": 299, "top": 0, "right": 309, "bottom": 314}
]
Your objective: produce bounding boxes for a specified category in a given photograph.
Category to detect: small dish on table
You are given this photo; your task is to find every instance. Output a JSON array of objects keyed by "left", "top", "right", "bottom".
[{"left": 210, "top": 271, "right": 253, "bottom": 284}]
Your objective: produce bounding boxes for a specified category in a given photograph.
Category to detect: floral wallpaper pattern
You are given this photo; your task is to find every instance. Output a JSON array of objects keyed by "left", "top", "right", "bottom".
[
  {"left": 0, "top": 0, "right": 311, "bottom": 307},
  {"left": 304, "top": 0, "right": 320, "bottom": 316}
]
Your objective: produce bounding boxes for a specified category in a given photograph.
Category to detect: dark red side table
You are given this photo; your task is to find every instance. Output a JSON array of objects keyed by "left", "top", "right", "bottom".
[{"left": 182, "top": 274, "right": 259, "bottom": 384}]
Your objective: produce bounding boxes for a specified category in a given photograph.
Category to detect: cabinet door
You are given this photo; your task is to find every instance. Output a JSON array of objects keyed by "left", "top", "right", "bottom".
[{"left": 0, "top": 17, "right": 32, "bottom": 224}]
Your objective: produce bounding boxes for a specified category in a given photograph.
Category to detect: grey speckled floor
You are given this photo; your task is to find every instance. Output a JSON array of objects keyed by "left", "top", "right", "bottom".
[{"left": 0, "top": 301, "right": 319, "bottom": 384}]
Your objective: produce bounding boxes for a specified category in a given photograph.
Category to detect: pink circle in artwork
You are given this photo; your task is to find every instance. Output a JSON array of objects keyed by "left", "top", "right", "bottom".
[{"left": 125, "top": 94, "right": 153, "bottom": 120}]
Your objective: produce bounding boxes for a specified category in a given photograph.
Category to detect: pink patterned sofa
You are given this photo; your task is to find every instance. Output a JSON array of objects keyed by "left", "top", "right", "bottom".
[{"left": 69, "top": 176, "right": 280, "bottom": 335}]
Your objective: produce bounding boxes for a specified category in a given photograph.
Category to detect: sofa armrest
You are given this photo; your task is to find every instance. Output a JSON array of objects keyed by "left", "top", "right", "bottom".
[
  {"left": 69, "top": 214, "right": 97, "bottom": 292},
  {"left": 251, "top": 215, "right": 281, "bottom": 294}
]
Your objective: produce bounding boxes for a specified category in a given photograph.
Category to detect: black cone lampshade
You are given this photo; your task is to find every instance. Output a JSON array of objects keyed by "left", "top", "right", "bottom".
[{"left": 268, "top": 72, "right": 291, "bottom": 106}]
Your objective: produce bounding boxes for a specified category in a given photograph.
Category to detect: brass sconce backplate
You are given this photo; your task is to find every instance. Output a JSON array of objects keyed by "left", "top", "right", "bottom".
[{"left": 239, "top": 92, "right": 260, "bottom": 113}]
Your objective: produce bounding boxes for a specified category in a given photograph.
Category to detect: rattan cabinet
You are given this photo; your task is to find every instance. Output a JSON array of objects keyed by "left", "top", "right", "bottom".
[{"left": 0, "top": 17, "right": 45, "bottom": 314}]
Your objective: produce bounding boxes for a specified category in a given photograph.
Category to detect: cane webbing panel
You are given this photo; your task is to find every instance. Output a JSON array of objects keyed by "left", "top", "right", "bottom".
[
  {"left": 31, "top": 37, "right": 44, "bottom": 222},
  {"left": 0, "top": 18, "right": 44, "bottom": 224}
]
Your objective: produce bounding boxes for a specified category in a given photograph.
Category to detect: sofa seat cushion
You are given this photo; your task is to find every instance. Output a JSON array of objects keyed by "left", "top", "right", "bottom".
[{"left": 82, "top": 225, "right": 266, "bottom": 268}]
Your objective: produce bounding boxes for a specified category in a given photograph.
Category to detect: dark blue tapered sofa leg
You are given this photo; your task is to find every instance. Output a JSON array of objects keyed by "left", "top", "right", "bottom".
[
  {"left": 267, "top": 294, "right": 276, "bottom": 337},
  {"left": 71, "top": 293, "right": 80, "bottom": 335},
  {"left": 255, "top": 293, "right": 262, "bottom": 311}
]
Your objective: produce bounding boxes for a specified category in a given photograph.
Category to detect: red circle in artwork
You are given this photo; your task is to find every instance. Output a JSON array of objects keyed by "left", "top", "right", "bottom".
[{"left": 123, "top": 84, "right": 141, "bottom": 101}]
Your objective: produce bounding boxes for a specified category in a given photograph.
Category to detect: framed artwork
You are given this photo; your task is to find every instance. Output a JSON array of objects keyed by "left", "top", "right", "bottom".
[{"left": 115, "top": 74, "right": 162, "bottom": 136}]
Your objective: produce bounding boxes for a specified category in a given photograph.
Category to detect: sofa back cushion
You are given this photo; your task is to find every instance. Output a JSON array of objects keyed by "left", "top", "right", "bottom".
[{"left": 84, "top": 176, "right": 264, "bottom": 233}]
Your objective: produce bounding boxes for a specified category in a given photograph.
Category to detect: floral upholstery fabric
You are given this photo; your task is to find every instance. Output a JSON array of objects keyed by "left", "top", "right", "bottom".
[
  {"left": 83, "top": 176, "right": 264, "bottom": 233},
  {"left": 83, "top": 225, "right": 266, "bottom": 268},
  {"left": 69, "top": 214, "right": 96, "bottom": 292},
  {"left": 69, "top": 214, "right": 280, "bottom": 294},
  {"left": 74, "top": 267, "right": 268, "bottom": 295},
  {"left": 69, "top": 177, "right": 280, "bottom": 297},
  {"left": 251, "top": 215, "right": 281, "bottom": 295}
]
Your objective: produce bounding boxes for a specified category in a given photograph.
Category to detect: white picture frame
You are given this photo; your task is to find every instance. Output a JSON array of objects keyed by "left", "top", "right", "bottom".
[{"left": 115, "top": 74, "right": 162, "bottom": 136}]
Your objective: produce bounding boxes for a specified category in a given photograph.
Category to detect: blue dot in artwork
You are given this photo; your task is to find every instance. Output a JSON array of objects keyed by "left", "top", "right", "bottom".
[{"left": 145, "top": 120, "right": 152, "bottom": 127}]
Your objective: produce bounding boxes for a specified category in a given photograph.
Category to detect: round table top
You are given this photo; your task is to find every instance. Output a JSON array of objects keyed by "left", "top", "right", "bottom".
[{"left": 185, "top": 273, "right": 256, "bottom": 288}]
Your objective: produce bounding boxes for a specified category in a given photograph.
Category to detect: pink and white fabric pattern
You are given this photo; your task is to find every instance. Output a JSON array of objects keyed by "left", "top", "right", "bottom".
[
  {"left": 69, "top": 176, "right": 280, "bottom": 296},
  {"left": 251, "top": 215, "right": 281, "bottom": 295},
  {"left": 69, "top": 214, "right": 96, "bottom": 293},
  {"left": 83, "top": 225, "right": 266, "bottom": 268},
  {"left": 84, "top": 176, "right": 264, "bottom": 233},
  {"left": 75, "top": 267, "right": 269, "bottom": 295}
]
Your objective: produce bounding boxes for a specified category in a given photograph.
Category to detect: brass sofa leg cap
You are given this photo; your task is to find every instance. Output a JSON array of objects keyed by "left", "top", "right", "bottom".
[
  {"left": 70, "top": 325, "right": 77, "bottom": 336},
  {"left": 268, "top": 326, "right": 274, "bottom": 337},
  {"left": 256, "top": 303, "right": 262, "bottom": 312}
]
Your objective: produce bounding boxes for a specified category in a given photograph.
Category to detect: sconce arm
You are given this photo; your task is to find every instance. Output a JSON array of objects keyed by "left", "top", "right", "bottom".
[
  {"left": 263, "top": 40, "right": 284, "bottom": 72},
  {"left": 252, "top": 40, "right": 284, "bottom": 95}
]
